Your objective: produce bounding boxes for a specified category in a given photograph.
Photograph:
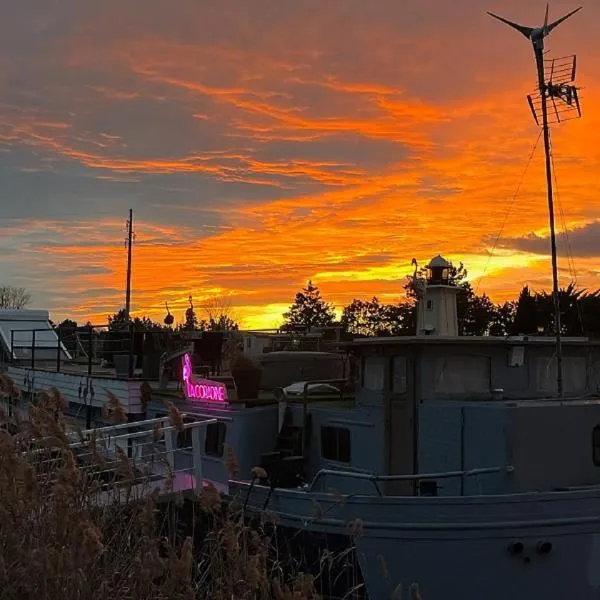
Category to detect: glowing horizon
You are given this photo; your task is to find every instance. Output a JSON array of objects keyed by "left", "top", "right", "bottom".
[{"left": 0, "top": 0, "right": 599, "bottom": 329}]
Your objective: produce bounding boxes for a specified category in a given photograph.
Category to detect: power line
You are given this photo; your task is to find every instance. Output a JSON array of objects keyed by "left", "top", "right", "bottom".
[
  {"left": 548, "top": 135, "right": 586, "bottom": 336},
  {"left": 474, "top": 128, "right": 543, "bottom": 295}
]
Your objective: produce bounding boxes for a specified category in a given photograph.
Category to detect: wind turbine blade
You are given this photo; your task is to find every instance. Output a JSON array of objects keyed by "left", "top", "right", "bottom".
[
  {"left": 547, "top": 6, "right": 583, "bottom": 33},
  {"left": 487, "top": 12, "right": 534, "bottom": 38},
  {"left": 544, "top": 3, "right": 549, "bottom": 31}
]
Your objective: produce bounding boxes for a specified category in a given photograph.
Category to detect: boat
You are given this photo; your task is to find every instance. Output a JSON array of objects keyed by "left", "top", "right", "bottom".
[
  {"left": 226, "top": 7, "right": 600, "bottom": 599},
  {"left": 230, "top": 257, "right": 600, "bottom": 598},
  {"left": 2, "top": 6, "right": 597, "bottom": 597}
]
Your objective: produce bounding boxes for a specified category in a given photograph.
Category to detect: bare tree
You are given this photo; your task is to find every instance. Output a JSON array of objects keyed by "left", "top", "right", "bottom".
[
  {"left": 0, "top": 286, "right": 31, "bottom": 309},
  {"left": 199, "top": 295, "right": 240, "bottom": 331}
]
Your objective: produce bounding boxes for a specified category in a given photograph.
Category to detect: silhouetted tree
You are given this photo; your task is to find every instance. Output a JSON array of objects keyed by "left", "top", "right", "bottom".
[
  {"left": 182, "top": 296, "right": 198, "bottom": 331},
  {"left": 509, "top": 286, "right": 539, "bottom": 335},
  {"left": 0, "top": 286, "right": 31, "bottom": 309},
  {"left": 488, "top": 301, "right": 517, "bottom": 336},
  {"left": 503, "top": 282, "right": 600, "bottom": 338},
  {"left": 55, "top": 319, "right": 79, "bottom": 356},
  {"left": 459, "top": 289, "right": 498, "bottom": 336},
  {"left": 107, "top": 309, "right": 164, "bottom": 332},
  {"left": 281, "top": 281, "right": 336, "bottom": 331},
  {"left": 341, "top": 298, "right": 384, "bottom": 336},
  {"left": 107, "top": 309, "right": 129, "bottom": 332},
  {"left": 341, "top": 297, "right": 415, "bottom": 336},
  {"left": 183, "top": 308, "right": 197, "bottom": 331},
  {"left": 556, "top": 284, "right": 587, "bottom": 336},
  {"left": 578, "top": 289, "right": 600, "bottom": 338},
  {"left": 198, "top": 314, "right": 240, "bottom": 332}
]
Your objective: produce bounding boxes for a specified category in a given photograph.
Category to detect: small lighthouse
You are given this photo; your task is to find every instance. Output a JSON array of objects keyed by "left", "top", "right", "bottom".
[{"left": 416, "top": 255, "right": 459, "bottom": 336}]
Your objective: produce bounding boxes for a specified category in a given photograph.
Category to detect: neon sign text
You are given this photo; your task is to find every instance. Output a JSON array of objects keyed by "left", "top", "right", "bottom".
[{"left": 182, "top": 353, "right": 228, "bottom": 402}]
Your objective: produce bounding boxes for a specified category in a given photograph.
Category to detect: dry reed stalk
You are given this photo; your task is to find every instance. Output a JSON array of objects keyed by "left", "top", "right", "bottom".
[{"left": 0, "top": 376, "right": 378, "bottom": 600}]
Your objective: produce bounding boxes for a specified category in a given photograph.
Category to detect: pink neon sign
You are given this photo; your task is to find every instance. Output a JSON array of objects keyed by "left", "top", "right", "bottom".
[{"left": 182, "top": 353, "right": 228, "bottom": 402}]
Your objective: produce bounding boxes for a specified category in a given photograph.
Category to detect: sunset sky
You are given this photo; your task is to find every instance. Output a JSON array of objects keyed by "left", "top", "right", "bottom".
[{"left": 1, "top": 0, "right": 599, "bottom": 329}]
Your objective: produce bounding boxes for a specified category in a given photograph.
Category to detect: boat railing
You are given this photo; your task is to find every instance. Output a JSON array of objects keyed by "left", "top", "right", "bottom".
[
  {"left": 8, "top": 324, "right": 351, "bottom": 384},
  {"left": 24, "top": 415, "right": 219, "bottom": 499},
  {"left": 307, "top": 465, "right": 515, "bottom": 497}
]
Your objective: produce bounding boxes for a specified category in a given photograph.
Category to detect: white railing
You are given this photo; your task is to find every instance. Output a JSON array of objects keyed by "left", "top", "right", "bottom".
[
  {"left": 29, "top": 415, "right": 218, "bottom": 499},
  {"left": 307, "top": 466, "right": 515, "bottom": 496}
]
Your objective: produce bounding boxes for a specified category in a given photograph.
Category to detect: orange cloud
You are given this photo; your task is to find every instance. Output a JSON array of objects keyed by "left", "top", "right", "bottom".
[{"left": 1, "top": 1, "right": 600, "bottom": 329}]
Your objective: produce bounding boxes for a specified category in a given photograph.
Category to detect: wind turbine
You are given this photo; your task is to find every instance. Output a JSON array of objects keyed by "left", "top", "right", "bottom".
[
  {"left": 488, "top": 5, "right": 583, "bottom": 398},
  {"left": 488, "top": 5, "right": 582, "bottom": 51}
]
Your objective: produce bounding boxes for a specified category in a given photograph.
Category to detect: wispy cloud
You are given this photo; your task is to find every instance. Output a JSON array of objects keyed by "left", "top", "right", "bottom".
[{"left": 0, "top": 0, "right": 599, "bottom": 328}]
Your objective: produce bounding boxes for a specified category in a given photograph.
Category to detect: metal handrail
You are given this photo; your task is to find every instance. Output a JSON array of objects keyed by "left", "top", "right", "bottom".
[
  {"left": 65, "top": 414, "right": 175, "bottom": 439},
  {"left": 25, "top": 415, "right": 218, "bottom": 497},
  {"left": 68, "top": 418, "right": 218, "bottom": 449},
  {"left": 307, "top": 465, "right": 515, "bottom": 496},
  {"left": 8, "top": 323, "right": 167, "bottom": 377},
  {"left": 31, "top": 415, "right": 217, "bottom": 450}
]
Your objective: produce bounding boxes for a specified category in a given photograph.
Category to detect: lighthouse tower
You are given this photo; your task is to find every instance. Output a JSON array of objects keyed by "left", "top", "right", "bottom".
[{"left": 416, "top": 255, "right": 459, "bottom": 336}]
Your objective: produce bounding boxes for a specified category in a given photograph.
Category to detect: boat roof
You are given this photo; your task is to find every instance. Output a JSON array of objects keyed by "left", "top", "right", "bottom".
[
  {"left": 0, "top": 309, "right": 72, "bottom": 360},
  {"left": 348, "top": 335, "right": 600, "bottom": 347}
]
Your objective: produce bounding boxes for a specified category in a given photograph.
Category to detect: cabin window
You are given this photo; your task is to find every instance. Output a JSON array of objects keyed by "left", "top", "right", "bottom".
[
  {"left": 363, "top": 356, "right": 385, "bottom": 391},
  {"left": 391, "top": 356, "right": 407, "bottom": 394},
  {"left": 321, "top": 426, "right": 351, "bottom": 463},
  {"left": 433, "top": 355, "right": 491, "bottom": 395},
  {"left": 593, "top": 427, "right": 600, "bottom": 466},
  {"left": 177, "top": 417, "right": 196, "bottom": 448},
  {"left": 205, "top": 421, "right": 227, "bottom": 457},
  {"left": 536, "top": 356, "right": 586, "bottom": 395}
]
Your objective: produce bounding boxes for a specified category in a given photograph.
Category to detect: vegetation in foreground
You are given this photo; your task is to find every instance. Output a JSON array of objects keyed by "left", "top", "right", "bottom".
[{"left": 0, "top": 374, "right": 417, "bottom": 600}]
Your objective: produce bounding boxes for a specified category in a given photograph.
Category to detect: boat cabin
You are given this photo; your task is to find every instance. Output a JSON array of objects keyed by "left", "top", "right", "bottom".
[{"left": 258, "top": 255, "right": 600, "bottom": 497}]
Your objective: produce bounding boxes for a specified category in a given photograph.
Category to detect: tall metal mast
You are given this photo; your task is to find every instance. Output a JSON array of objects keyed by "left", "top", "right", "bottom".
[
  {"left": 125, "top": 208, "right": 134, "bottom": 320},
  {"left": 488, "top": 4, "right": 583, "bottom": 398}
]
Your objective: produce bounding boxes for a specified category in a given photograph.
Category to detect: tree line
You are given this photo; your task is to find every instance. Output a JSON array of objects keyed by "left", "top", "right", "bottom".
[
  {"left": 280, "top": 265, "right": 600, "bottom": 338},
  {"left": 4, "top": 265, "right": 600, "bottom": 340}
]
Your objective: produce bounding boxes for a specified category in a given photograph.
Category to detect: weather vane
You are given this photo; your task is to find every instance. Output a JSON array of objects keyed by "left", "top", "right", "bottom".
[{"left": 487, "top": 4, "right": 583, "bottom": 398}]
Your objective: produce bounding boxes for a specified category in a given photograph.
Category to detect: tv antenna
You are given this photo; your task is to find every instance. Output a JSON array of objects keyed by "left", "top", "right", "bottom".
[{"left": 487, "top": 4, "right": 583, "bottom": 398}]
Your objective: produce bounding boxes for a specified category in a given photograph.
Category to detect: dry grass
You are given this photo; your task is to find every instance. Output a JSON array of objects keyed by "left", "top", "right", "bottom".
[{"left": 0, "top": 375, "right": 367, "bottom": 600}]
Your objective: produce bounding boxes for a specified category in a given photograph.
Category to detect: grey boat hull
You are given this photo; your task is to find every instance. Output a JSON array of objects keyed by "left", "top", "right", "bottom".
[{"left": 231, "top": 482, "right": 600, "bottom": 599}]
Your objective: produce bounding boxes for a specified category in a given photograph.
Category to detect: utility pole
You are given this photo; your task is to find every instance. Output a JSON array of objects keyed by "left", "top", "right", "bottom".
[
  {"left": 125, "top": 208, "right": 133, "bottom": 321},
  {"left": 488, "top": 5, "right": 583, "bottom": 398}
]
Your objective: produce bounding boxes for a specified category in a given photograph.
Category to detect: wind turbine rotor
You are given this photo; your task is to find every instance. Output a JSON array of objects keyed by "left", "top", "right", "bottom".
[{"left": 487, "top": 5, "right": 583, "bottom": 47}]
